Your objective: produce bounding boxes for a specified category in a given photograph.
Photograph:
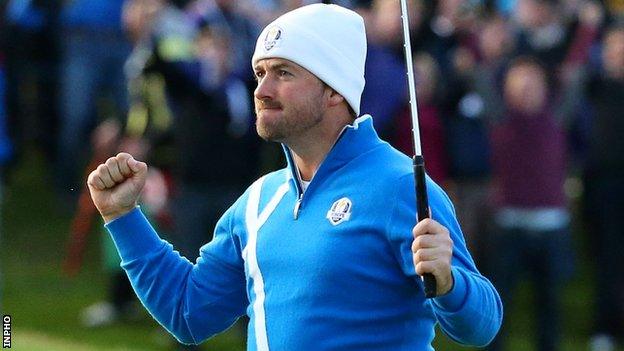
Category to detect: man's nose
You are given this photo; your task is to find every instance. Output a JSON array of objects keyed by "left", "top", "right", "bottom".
[{"left": 254, "top": 75, "right": 276, "bottom": 100}]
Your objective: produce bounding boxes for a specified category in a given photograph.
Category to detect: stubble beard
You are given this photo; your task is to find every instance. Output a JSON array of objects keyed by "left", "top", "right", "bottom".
[{"left": 255, "top": 92, "right": 325, "bottom": 143}]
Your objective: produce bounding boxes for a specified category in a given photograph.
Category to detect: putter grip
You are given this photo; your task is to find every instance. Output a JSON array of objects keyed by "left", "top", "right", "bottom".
[{"left": 414, "top": 155, "right": 437, "bottom": 298}]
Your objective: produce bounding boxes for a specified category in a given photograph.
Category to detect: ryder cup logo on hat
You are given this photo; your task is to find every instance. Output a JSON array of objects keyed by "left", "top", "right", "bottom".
[
  {"left": 263, "top": 26, "right": 283, "bottom": 51},
  {"left": 326, "top": 197, "right": 352, "bottom": 226}
]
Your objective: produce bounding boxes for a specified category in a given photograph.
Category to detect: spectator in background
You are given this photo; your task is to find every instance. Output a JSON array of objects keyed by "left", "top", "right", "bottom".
[
  {"left": 187, "top": 0, "right": 261, "bottom": 81},
  {"left": 54, "top": 0, "right": 131, "bottom": 205},
  {"left": 583, "top": 24, "right": 624, "bottom": 351},
  {"left": 472, "top": 14, "right": 513, "bottom": 126},
  {"left": 512, "top": 0, "right": 574, "bottom": 71},
  {"left": 558, "top": 0, "right": 604, "bottom": 78},
  {"left": 359, "top": 0, "right": 407, "bottom": 136},
  {"left": 359, "top": 0, "right": 464, "bottom": 137},
  {"left": 487, "top": 57, "right": 574, "bottom": 351},
  {"left": 428, "top": 0, "right": 481, "bottom": 73},
  {"left": 391, "top": 52, "right": 448, "bottom": 184},
  {"left": 3, "top": 0, "right": 61, "bottom": 174},
  {"left": 554, "top": 1, "right": 604, "bottom": 169},
  {"left": 441, "top": 14, "right": 513, "bottom": 265},
  {"left": 188, "top": 0, "right": 284, "bottom": 177},
  {"left": 407, "top": 0, "right": 442, "bottom": 55}
]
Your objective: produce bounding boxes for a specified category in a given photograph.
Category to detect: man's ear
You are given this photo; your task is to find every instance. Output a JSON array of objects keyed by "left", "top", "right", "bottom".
[{"left": 326, "top": 88, "right": 345, "bottom": 108}]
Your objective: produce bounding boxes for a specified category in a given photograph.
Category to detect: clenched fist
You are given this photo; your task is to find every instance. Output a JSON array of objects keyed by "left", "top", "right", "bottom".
[
  {"left": 412, "top": 218, "right": 454, "bottom": 296},
  {"left": 87, "top": 152, "right": 148, "bottom": 223}
]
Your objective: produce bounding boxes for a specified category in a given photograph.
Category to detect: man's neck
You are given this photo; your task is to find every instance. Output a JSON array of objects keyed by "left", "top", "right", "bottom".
[
  {"left": 286, "top": 114, "right": 352, "bottom": 181},
  {"left": 290, "top": 145, "right": 332, "bottom": 182}
]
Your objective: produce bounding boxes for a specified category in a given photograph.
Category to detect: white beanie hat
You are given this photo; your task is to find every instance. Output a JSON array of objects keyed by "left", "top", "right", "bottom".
[{"left": 252, "top": 4, "right": 367, "bottom": 116}]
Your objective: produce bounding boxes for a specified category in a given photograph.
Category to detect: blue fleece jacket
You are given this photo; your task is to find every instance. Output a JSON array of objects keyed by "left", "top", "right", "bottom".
[{"left": 106, "top": 115, "right": 502, "bottom": 350}]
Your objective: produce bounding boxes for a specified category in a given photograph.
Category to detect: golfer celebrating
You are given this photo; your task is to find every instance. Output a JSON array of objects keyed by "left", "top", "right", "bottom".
[{"left": 88, "top": 4, "right": 502, "bottom": 350}]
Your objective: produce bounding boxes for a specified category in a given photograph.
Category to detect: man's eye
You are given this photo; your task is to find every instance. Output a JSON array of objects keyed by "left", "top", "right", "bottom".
[
  {"left": 279, "top": 70, "right": 291, "bottom": 77},
  {"left": 254, "top": 72, "right": 264, "bottom": 81}
]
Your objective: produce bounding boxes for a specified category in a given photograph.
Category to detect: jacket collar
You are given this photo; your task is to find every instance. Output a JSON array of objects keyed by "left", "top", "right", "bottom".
[{"left": 282, "top": 115, "right": 383, "bottom": 194}]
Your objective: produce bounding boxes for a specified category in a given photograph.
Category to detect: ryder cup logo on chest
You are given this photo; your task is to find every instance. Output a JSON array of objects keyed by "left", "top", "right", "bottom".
[
  {"left": 263, "top": 26, "right": 283, "bottom": 51},
  {"left": 326, "top": 197, "right": 352, "bottom": 226}
]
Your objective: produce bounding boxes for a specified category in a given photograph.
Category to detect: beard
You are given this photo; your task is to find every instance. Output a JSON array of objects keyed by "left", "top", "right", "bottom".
[{"left": 255, "top": 89, "right": 325, "bottom": 142}]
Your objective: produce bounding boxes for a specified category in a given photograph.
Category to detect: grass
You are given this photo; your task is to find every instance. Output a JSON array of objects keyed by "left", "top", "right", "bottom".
[{"left": 1, "top": 149, "right": 621, "bottom": 350}]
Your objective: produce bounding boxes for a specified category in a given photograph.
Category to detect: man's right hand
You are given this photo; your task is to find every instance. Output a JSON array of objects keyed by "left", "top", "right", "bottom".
[{"left": 87, "top": 152, "right": 148, "bottom": 223}]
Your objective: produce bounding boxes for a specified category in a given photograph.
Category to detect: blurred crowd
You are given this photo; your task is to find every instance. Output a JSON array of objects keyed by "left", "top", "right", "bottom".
[{"left": 1, "top": 0, "right": 623, "bottom": 350}]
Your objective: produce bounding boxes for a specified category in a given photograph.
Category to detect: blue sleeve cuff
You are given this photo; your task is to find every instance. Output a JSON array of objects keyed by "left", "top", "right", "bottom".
[
  {"left": 432, "top": 266, "right": 469, "bottom": 312},
  {"left": 104, "top": 207, "right": 165, "bottom": 261}
]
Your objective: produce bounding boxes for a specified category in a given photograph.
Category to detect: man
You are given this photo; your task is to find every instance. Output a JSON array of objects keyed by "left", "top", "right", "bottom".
[
  {"left": 87, "top": 4, "right": 502, "bottom": 350},
  {"left": 487, "top": 57, "right": 572, "bottom": 351},
  {"left": 584, "top": 24, "right": 624, "bottom": 351}
]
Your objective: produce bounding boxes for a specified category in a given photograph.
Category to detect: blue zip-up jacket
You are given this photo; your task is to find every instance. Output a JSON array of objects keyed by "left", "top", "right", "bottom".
[{"left": 106, "top": 116, "right": 502, "bottom": 350}]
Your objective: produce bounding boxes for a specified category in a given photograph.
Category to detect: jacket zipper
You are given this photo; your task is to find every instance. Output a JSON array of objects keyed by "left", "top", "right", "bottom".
[
  {"left": 287, "top": 124, "right": 350, "bottom": 220},
  {"left": 293, "top": 194, "right": 303, "bottom": 220}
]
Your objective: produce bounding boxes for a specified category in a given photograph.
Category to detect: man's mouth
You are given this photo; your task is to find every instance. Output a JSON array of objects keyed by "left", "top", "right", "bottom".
[
  {"left": 257, "top": 99, "right": 282, "bottom": 111},
  {"left": 258, "top": 106, "right": 282, "bottom": 115},
  {"left": 261, "top": 105, "right": 282, "bottom": 110}
]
